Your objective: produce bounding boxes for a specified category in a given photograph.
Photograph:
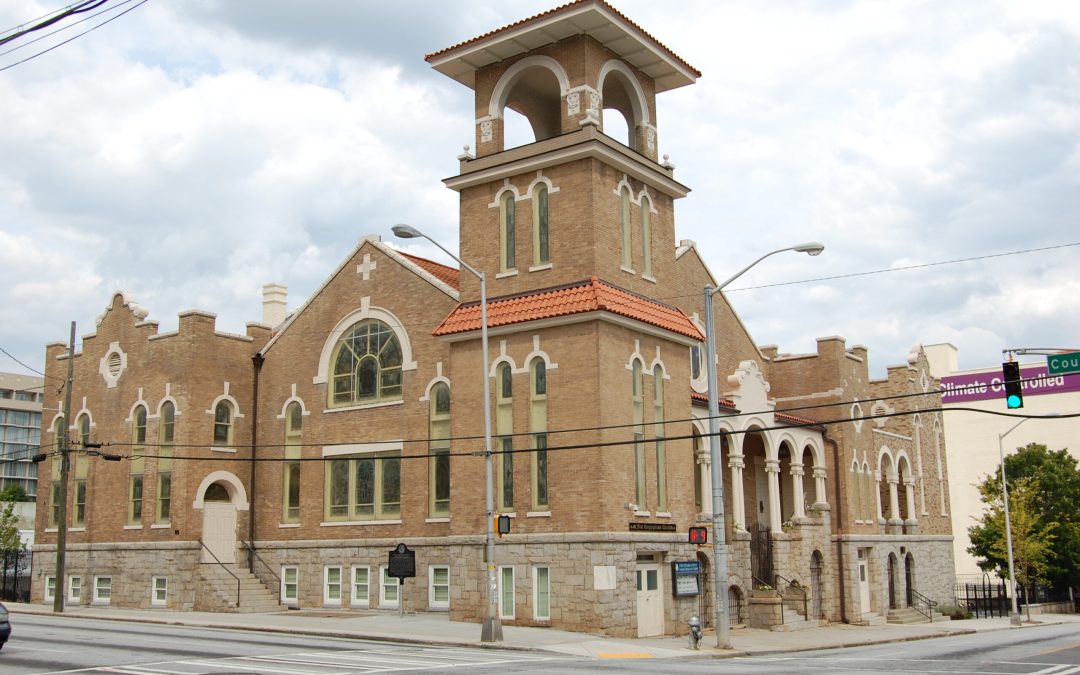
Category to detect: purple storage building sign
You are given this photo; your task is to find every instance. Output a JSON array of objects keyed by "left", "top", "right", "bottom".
[{"left": 940, "top": 364, "right": 1080, "bottom": 404}]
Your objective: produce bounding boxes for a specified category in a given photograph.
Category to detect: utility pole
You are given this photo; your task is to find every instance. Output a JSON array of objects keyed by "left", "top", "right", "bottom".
[{"left": 53, "top": 321, "right": 75, "bottom": 613}]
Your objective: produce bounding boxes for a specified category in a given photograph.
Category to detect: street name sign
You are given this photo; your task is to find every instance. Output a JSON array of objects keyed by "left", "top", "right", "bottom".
[{"left": 1047, "top": 351, "right": 1080, "bottom": 376}]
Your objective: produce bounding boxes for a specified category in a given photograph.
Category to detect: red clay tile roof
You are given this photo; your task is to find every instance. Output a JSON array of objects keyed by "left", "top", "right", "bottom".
[
  {"left": 400, "top": 252, "right": 460, "bottom": 290},
  {"left": 690, "top": 390, "right": 736, "bottom": 409},
  {"left": 775, "top": 412, "right": 823, "bottom": 429},
  {"left": 424, "top": 0, "right": 701, "bottom": 79},
  {"left": 433, "top": 277, "right": 704, "bottom": 339}
]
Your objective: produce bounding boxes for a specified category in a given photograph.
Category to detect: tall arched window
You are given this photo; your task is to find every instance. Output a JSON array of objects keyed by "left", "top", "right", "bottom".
[
  {"left": 130, "top": 405, "right": 147, "bottom": 525},
  {"left": 496, "top": 363, "right": 514, "bottom": 511},
  {"left": 74, "top": 414, "right": 90, "bottom": 527},
  {"left": 429, "top": 383, "right": 451, "bottom": 516},
  {"left": 283, "top": 402, "right": 302, "bottom": 523},
  {"left": 331, "top": 319, "right": 403, "bottom": 407},
  {"left": 851, "top": 461, "right": 862, "bottom": 522},
  {"left": 530, "top": 359, "right": 548, "bottom": 510},
  {"left": 500, "top": 192, "right": 516, "bottom": 271},
  {"left": 158, "top": 401, "right": 174, "bottom": 524},
  {"left": 532, "top": 184, "right": 549, "bottom": 266},
  {"left": 49, "top": 417, "right": 63, "bottom": 528},
  {"left": 620, "top": 187, "right": 632, "bottom": 269},
  {"left": 652, "top": 364, "right": 666, "bottom": 512},
  {"left": 641, "top": 196, "right": 653, "bottom": 278},
  {"left": 213, "top": 401, "right": 233, "bottom": 446},
  {"left": 632, "top": 360, "right": 645, "bottom": 508}
]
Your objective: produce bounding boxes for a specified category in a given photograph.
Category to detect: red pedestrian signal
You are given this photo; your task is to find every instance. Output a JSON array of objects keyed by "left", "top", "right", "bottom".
[{"left": 689, "top": 526, "right": 708, "bottom": 545}]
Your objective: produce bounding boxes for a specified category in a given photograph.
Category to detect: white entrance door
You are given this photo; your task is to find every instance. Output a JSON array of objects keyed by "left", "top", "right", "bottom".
[
  {"left": 202, "top": 502, "right": 236, "bottom": 564},
  {"left": 635, "top": 561, "right": 664, "bottom": 637},
  {"left": 857, "top": 556, "right": 871, "bottom": 615}
]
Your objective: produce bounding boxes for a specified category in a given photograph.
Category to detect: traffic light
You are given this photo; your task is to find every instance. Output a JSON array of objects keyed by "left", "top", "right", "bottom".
[
  {"left": 688, "top": 526, "right": 708, "bottom": 545},
  {"left": 1002, "top": 361, "right": 1023, "bottom": 409}
]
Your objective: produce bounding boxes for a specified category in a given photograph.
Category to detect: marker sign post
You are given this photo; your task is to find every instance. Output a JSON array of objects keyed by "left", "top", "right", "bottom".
[
  {"left": 1047, "top": 351, "right": 1080, "bottom": 377},
  {"left": 388, "top": 543, "right": 416, "bottom": 620}
]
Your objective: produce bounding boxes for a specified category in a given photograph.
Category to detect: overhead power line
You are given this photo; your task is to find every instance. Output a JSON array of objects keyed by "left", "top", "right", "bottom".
[
  {"left": 0, "top": 0, "right": 110, "bottom": 47},
  {"left": 0, "top": 0, "right": 140, "bottom": 59}
]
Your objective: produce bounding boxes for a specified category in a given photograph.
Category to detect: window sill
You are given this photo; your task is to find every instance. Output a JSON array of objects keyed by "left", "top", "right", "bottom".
[
  {"left": 123, "top": 524, "right": 143, "bottom": 530},
  {"left": 69, "top": 527, "right": 86, "bottom": 532},
  {"left": 620, "top": 265, "right": 636, "bottom": 274},
  {"left": 425, "top": 517, "right": 451, "bottom": 523},
  {"left": 210, "top": 446, "right": 237, "bottom": 453},
  {"left": 150, "top": 523, "right": 171, "bottom": 529},
  {"left": 642, "top": 274, "right": 657, "bottom": 283},
  {"left": 528, "top": 263, "right": 552, "bottom": 272},
  {"left": 498, "top": 511, "right": 517, "bottom": 518},
  {"left": 526, "top": 511, "right": 551, "bottom": 518},
  {"left": 633, "top": 510, "right": 651, "bottom": 517},
  {"left": 495, "top": 270, "right": 518, "bottom": 279},
  {"left": 427, "top": 605, "right": 450, "bottom": 612},
  {"left": 279, "top": 523, "right": 301, "bottom": 528},
  {"left": 320, "top": 519, "right": 403, "bottom": 527},
  {"left": 45, "top": 527, "right": 57, "bottom": 533},
  {"left": 324, "top": 399, "right": 404, "bottom": 414},
  {"left": 654, "top": 511, "right": 673, "bottom": 518}
]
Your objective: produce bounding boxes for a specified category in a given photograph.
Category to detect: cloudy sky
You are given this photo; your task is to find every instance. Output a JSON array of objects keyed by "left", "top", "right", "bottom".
[{"left": 2, "top": 0, "right": 1078, "bottom": 382}]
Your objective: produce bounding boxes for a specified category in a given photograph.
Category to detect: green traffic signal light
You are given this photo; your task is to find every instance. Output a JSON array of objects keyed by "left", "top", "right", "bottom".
[
  {"left": 1002, "top": 361, "right": 1023, "bottom": 409},
  {"left": 1007, "top": 393, "right": 1022, "bottom": 409}
]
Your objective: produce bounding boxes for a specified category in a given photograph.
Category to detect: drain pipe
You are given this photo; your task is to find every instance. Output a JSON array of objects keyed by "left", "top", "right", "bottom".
[
  {"left": 248, "top": 351, "right": 264, "bottom": 574},
  {"left": 827, "top": 431, "right": 847, "bottom": 623}
]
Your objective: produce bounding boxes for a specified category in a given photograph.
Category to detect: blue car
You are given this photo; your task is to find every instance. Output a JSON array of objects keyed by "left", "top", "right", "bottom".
[{"left": 0, "top": 601, "right": 9, "bottom": 649}]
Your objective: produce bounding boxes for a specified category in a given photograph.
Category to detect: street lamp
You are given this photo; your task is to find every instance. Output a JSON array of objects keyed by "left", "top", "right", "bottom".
[
  {"left": 997, "top": 413, "right": 1059, "bottom": 627},
  {"left": 703, "top": 242, "right": 824, "bottom": 649},
  {"left": 391, "top": 224, "right": 502, "bottom": 642}
]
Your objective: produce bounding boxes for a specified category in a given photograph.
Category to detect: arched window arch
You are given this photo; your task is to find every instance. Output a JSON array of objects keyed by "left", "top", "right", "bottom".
[
  {"left": 620, "top": 187, "right": 633, "bottom": 269},
  {"left": 49, "top": 417, "right": 64, "bottom": 528},
  {"left": 282, "top": 401, "right": 302, "bottom": 523},
  {"left": 331, "top": 319, "right": 403, "bottom": 407},
  {"left": 641, "top": 195, "right": 653, "bottom": 279},
  {"left": 157, "top": 400, "right": 175, "bottom": 524},
  {"left": 496, "top": 362, "right": 514, "bottom": 512},
  {"left": 653, "top": 364, "right": 666, "bottom": 512},
  {"left": 500, "top": 191, "right": 516, "bottom": 272},
  {"left": 631, "top": 359, "right": 645, "bottom": 508},
  {"left": 532, "top": 183, "right": 549, "bottom": 266},
  {"left": 73, "top": 413, "right": 90, "bottom": 527},
  {"left": 429, "top": 382, "right": 451, "bottom": 517},
  {"left": 530, "top": 358, "right": 548, "bottom": 510}
]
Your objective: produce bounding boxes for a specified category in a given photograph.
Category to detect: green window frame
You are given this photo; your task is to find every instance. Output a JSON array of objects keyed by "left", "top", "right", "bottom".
[
  {"left": 325, "top": 452, "right": 401, "bottom": 521},
  {"left": 653, "top": 364, "right": 666, "bottom": 512},
  {"left": 641, "top": 196, "right": 653, "bottom": 278},
  {"left": 496, "top": 363, "right": 514, "bottom": 512},
  {"left": 632, "top": 360, "right": 646, "bottom": 508},
  {"left": 620, "top": 187, "right": 632, "bottom": 269},
  {"left": 429, "top": 383, "right": 451, "bottom": 517},
  {"left": 330, "top": 319, "right": 403, "bottom": 407},
  {"left": 281, "top": 566, "right": 298, "bottom": 604},
  {"left": 157, "top": 401, "right": 174, "bottom": 524},
  {"left": 283, "top": 402, "right": 302, "bottom": 522},
  {"left": 352, "top": 566, "right": 370, "bottom": 605},
  {"left": 213, "top": 401, "right": 233, "bottom": 446},
  {"left": 529, "top": 359, "right": 548, "bottom": 510},
  {"left": 532, "top": 184, "right": 549, "bottom": 265},
  {"left": 500, "top": 191, "right": 516, "bottom": 271},
  {"left": 130, "top": 405, "right": 147, "bottom": 524},
  {"left": 534, "top": 566, "right": 550, "bottom": 620}
]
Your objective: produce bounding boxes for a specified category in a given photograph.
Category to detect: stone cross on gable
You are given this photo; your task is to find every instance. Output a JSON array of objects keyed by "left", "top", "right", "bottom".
[{"left": 356, "top": 253, "right": 377, "bottom": 281}]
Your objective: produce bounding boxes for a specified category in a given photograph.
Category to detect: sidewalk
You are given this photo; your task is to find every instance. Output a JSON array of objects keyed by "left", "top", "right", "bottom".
[{"left": 8, "top": 602, "right": 1079, "bottom": 659}]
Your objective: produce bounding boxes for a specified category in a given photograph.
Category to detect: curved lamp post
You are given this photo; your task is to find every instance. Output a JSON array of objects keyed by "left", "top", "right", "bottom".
[
  {"left": 704, "top": 242, "right": 824, "bottom": 648},
  {"left": 391, "top": 224, "right": 502, "bottom": 642}
]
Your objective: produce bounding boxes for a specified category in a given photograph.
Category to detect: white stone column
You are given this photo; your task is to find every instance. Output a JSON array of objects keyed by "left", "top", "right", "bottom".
[
  {"left": 791, "top": 463, "right": 806, "bottom": 521},
  {"left": 875, "top": 474, "right": 885, "bottom": 524},
  {"left": 728, "top": 433, "right": 746, "bottom": 531},
  {"left": 697, "top": 451, "right": 712, "bottom": 518},
  {"left": 904, "top": 480, "right": 918, "bottom": 524},
  {"left": 765, "top": 458, "right": 783, "bottom": 532},
  {"left": 887, "top": 476, "right": 902, "bottom": 525},
  {"left": 813, "top": 466, "right": 828, "bottom": 509}
]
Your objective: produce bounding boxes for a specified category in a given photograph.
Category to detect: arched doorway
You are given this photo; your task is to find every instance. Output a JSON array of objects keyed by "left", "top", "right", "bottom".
[
  {"left": 202, "top": 481, "right": 236, "bottom": 564},
  {"left": 728, "top": 585, "right": 745, "bottom": 627},
  {"left": 887, "top": 553, "right": 899, "bottom": 609},
  {"left": 810, "top": 551, "right": 824, "bottom": 620},
  {"left": 904, "top": 553, "right": 915, "bottom": 607}
]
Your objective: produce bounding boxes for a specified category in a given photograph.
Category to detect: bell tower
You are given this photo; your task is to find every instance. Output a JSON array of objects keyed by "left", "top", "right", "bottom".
[{"left": 426, "top": 0, "right": 700, "bottom": 303}]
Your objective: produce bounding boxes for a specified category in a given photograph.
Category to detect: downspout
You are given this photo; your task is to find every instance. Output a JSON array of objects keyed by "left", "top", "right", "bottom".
[
  {"left": 249, "top": 351, "right": 264, "bottom": 574},
  {"left": 827, "top": 431, "right": 847, "bottom": 623}
]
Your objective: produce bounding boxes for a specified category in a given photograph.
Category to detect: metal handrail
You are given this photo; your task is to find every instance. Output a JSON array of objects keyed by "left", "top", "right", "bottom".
[
  {"left": 910, "top": 588, "right": 937, "bottom": 622},
  {"left": 752, "top": 574, "right": 783, "bottom": 625},
  {"left": 775, "top": 574, "right": 808, "bottom": 619},
  {"left": 244, "top": 540, "right": 280, "bottom": 586},
  {"left": 199, "top": 540, "right": 240, "bottom": 607}
]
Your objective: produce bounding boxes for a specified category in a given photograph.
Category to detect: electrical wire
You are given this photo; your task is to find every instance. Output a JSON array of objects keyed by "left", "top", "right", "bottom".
[
  {"left": 0, "top": 0, "right": 139, "bottom": 58},
  {"left": 0, "top": 0, "right": 109, "bottom": 47}
]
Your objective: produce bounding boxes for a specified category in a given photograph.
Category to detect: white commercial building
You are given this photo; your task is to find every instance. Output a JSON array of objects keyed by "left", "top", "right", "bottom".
[{"left": 925, "top": 344, "right": 1080, "bottom": 581}]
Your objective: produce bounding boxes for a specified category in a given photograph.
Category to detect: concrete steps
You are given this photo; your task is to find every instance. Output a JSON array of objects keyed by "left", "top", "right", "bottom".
[
  {"left": 195, "top": 563, "right": 283, "bottom": 613},
  {"left": 770, "top": 604, "right": 822, "bottom": 632},
  {"left": 886, "top": 606, "right": 951, "bottom": 624}
]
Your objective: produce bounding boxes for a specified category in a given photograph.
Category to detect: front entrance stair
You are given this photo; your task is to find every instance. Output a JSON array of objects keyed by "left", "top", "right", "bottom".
[
  {"left": 770, "top": 605, "right": 823, "bottom": 632},
  {"left": 886, "top": 606, "right": 952, "bottom": 624},
  {"left": 195, "top": 562, "right": 283, "bottom": 613}
]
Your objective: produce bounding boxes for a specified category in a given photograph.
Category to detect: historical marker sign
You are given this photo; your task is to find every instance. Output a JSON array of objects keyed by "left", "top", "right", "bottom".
[
  {"left": 388, "top": 543, "right": 416, "bottom": 579},
  {"left": 1047, "top": 351, "right": 1080, "bottom": 376}
]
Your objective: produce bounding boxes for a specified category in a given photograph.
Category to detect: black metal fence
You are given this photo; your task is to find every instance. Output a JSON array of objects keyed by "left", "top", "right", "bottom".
[
  {"left": 0, "top": 548, "right": 32, "bottom": 602},
  {"left": 956, "top": 578, "right": 1078, "bottom": 618}
]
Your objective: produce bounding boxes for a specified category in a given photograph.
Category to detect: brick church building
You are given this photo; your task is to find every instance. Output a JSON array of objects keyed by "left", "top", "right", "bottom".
[{"left": 33, "top": 0, "right": 955, "bottom": 638}]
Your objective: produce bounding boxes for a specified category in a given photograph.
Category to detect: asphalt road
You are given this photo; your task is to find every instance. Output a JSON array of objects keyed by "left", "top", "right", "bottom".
[{"left": 1, "top": 613, "right": 565, "bottom": 674}]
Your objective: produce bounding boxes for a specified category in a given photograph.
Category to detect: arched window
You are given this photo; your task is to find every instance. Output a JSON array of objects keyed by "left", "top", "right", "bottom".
[
  {"left": 331, "top": 319, "right": 403, "bottom": 407},
  {"left": 213, "top": 401, "right": 233, "bottom": 446},
  {"left": 532, "top": 184, "right": 549, "bottom": 266},
  {"left": 283, "top": 402, "right": 302, "bottom": 523},
  {"left": 530, "top": 359, "right": 548, "bottom": 510},
  {"left": 130, "top": 405, "right": 147, "bottom": 525},
  {"left": 500, "top": 192, "right": 516, "bottom": 271},
  {"left": 49, "top": 417, "right": 63, "bottom": 528},
  {"left": 429, "top": 383, "right": 451, "bottom": 516},
  {"left": 74, "top": 414, "right": 90, "bottom": 526},
  {"left": 653, "top": 364, "right": 666, "bottom": 511},
  {"left": 632, "top": 360, "right": 645, "bottom": 508},
  {"left": 157, "top": 401, "right": 174, "bottom": 524},
  {"left": 496, "top": 363, "right": 514, "bottom": 511},
  {"left": 641, "top": 196, "right": 653, "bottom": 278},
  {"left": 620, "top": 187, "right": 632, "bottom": 269}
]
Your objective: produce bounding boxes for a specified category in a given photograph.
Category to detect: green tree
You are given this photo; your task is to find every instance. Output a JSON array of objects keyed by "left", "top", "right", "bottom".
[
  {"left": 0, "top": 483, "right": 29, "bottom": 503},
  {"left": 968, "top": 443, "right": 1080, "bottom": 588},
  {"left": 0, "top": 501, "right": 22, "bottom": 552}
]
